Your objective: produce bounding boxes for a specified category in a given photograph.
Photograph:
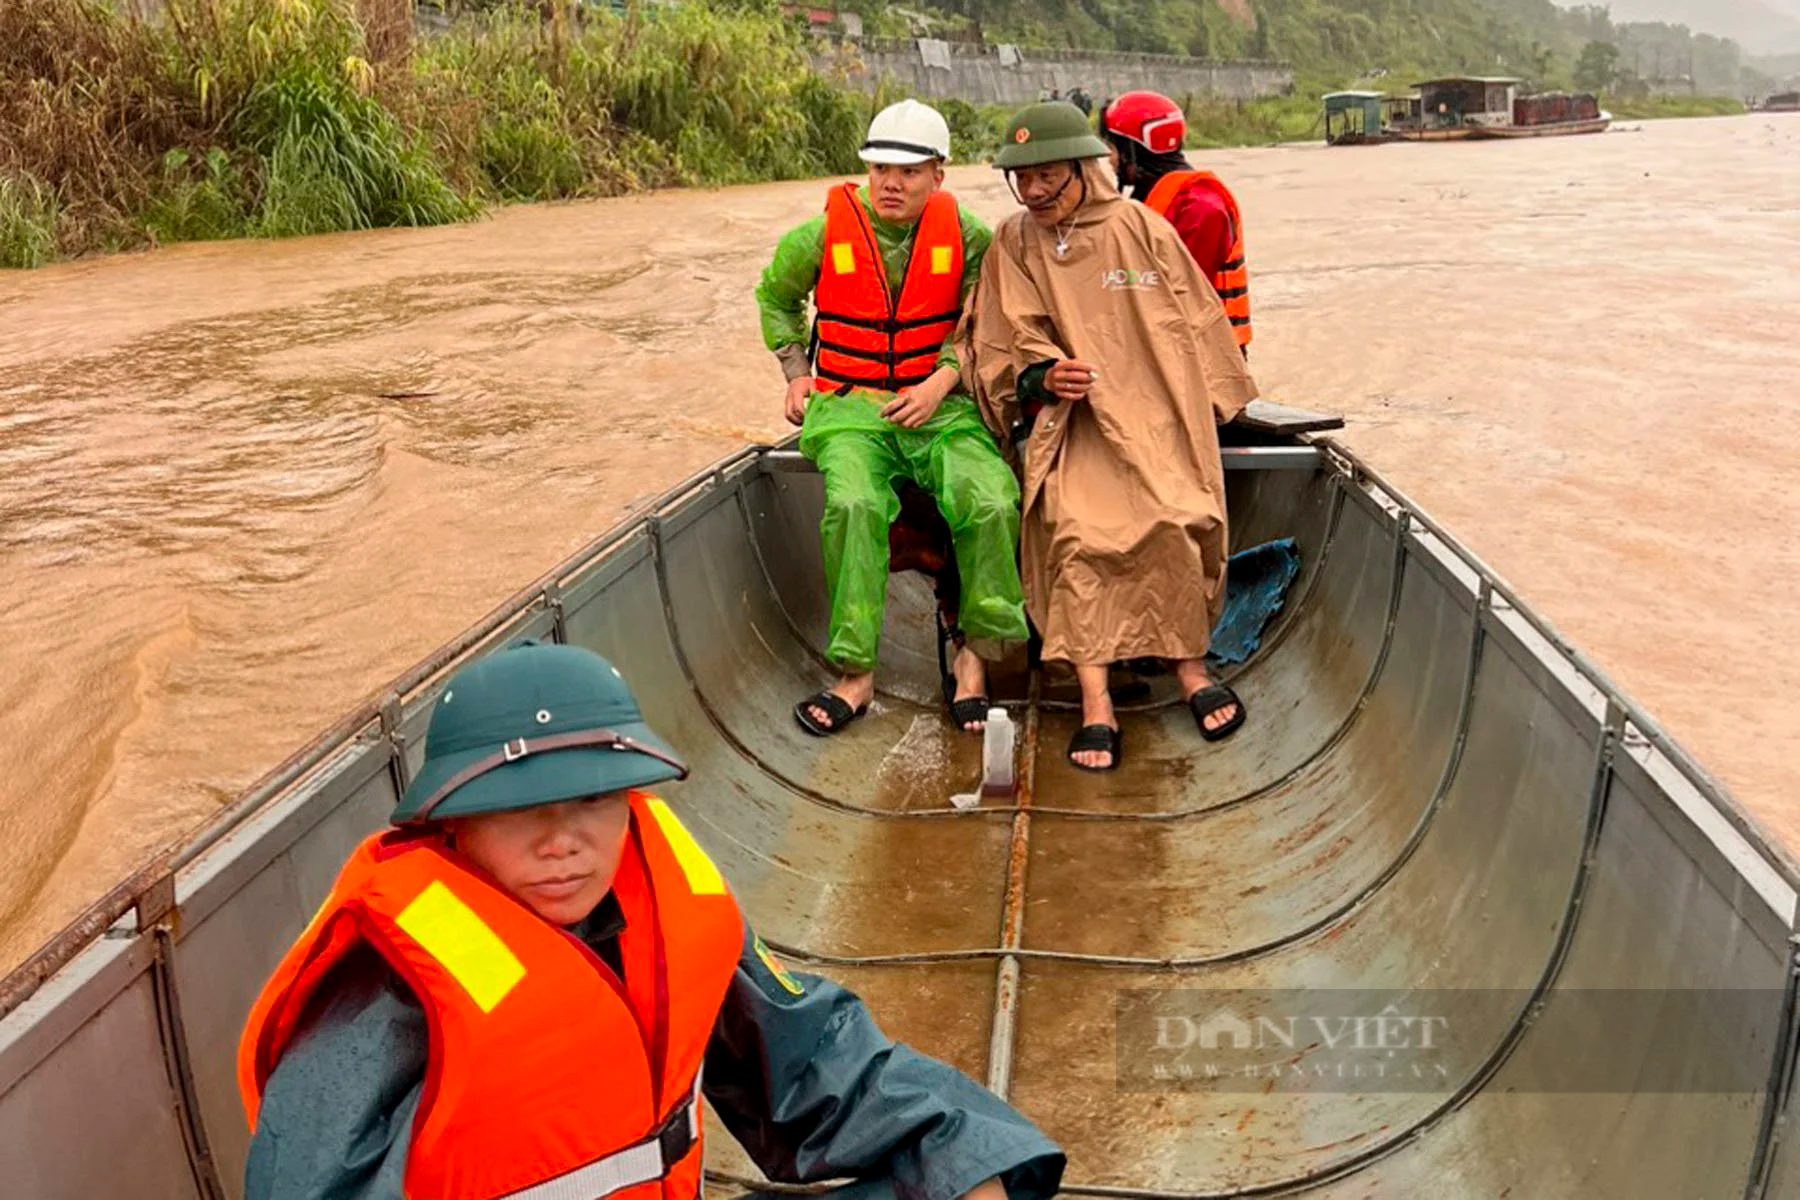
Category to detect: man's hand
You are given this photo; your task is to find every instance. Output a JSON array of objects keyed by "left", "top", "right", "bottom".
[
  {"left": 784, "top": 376, "right": 815, "bottom": 427},
  {"left": 958, "top": 1177, "right": 1009, "bottom": 1200},
  {"left": 1046, "top": 358, "right": 1102, "bottom": 403},
  {"left": 882, "top": 367, "right": 956, "bottom": 430}
]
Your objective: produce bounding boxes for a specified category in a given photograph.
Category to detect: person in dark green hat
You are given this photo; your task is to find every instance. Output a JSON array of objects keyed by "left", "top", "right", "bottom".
[
  {"left": 238, "top": 642, "right": 1065, "bottom": 1200},
  {"left": 962, "top": 103, "right": 1259, "bottom": 773}
]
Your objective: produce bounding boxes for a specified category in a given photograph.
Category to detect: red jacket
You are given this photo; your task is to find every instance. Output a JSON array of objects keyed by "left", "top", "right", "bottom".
[
  {"left": 1161, "top": 183, "right": 1235, "bottom": 280},
  {"left": 1145, "top": 171, "right": 1252, "bottom": 349}
]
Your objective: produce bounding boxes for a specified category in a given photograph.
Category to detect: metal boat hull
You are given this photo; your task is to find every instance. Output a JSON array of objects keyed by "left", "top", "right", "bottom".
[{"left": 2, "top": 440, "right": 1796, "bottom": 1199}]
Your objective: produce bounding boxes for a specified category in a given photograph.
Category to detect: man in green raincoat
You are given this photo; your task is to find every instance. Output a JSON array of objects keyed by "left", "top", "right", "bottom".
[
  {"left": 758, "top": 99, "right": 1027, "bottom": 737},
  {"left": 240, "top": 642, "right": 1066, "bottom": 1200}
]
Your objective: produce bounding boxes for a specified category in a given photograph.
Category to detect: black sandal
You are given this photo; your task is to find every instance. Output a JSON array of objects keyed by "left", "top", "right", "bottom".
[
  {"left": 938, "top": 618, "right": 990, "bottom": 734},
  {"left": 794, "top": 691, "right": 868, "bottom": 737},
  {"left": 1067, "top": 723, "right": 1122, "bottom": 772},
  {"left": 1188, "top": 684, "right": 1246, "bottom": 742}
]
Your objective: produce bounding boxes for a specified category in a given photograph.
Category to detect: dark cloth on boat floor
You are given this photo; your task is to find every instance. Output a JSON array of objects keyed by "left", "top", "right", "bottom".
[
  {"left": 1206, "top": 538, "right": 1301, "bottom": 667},
  {"left": 1122, "top": 538, "right": 1299, "bottom": 677}
]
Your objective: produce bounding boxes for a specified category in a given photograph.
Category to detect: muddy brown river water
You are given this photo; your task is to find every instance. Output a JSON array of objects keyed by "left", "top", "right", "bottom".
[{"left": 0, "top": 114, "right": 1796, "bottom": 970}]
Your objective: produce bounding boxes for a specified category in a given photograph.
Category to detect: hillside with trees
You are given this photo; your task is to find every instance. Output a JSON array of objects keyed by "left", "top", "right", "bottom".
[{"left": 834, "top": 0, "right": 1772, "bottom": 97}]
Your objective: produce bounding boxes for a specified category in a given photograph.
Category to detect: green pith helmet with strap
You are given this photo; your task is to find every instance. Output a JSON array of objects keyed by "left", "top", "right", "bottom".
[
  {"left": 992, "top": 101, "right": 1111, "bottom": 170},
  {"left": 392, "top": 642, "right": 688, "bottom": 824}
]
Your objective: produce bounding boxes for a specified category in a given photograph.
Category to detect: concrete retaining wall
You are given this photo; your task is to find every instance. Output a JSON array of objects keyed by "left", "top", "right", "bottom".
[{"left": 819, "top": 38, "right": 1294, "bottom": 106}]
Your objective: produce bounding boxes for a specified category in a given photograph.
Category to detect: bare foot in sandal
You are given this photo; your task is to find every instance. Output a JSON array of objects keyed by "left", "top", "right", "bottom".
[
  {"left": 937, "top": 617, "right": 991, "bottom": 734},
  {"left": 1070, "top": 663, "right": 1119, "bottom": 770},
  {"left": 950, "top": 645, "right": 989, "bottom": 733},
  {"left": 1176, "top": 658, "right": 1244, "bottom": 740},
  {"left": 797, "top": 672, "right": 875, "bottom": 736}
]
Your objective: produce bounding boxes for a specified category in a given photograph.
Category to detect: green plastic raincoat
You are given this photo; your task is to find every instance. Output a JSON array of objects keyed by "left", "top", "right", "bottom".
[{"left": 757, "top": 188, "right": 1027, "bottom": 672}]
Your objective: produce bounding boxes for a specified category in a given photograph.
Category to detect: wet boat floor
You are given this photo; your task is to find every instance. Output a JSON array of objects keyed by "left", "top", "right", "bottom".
[
  {"left": 677, "top": 472, "right": 1481, "bottom": 1194},
  {"left": 651, "top": 466, "right": 1783, "bottom": 1197}
]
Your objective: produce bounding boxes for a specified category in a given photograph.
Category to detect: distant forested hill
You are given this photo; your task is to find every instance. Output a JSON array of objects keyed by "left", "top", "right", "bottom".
[{"left": 834, "top": 0, "right": 1768, "bottom": 93}]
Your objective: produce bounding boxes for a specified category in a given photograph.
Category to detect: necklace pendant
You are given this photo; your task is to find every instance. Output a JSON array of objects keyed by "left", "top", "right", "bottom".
[{"left": 1054, "top": 240, "right": 1069, "bottom": 259}]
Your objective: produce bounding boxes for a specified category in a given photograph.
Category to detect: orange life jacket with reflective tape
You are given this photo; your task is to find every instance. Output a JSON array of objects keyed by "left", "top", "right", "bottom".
[
  {"left": 238, "top": 792, "right": 743, "bottom": 1200},
  {"left": 812, "top": 182, "right": 964, "bottom": 393},
  {"left": 1144, "top": 170, "right": 1252, "bottom": 348}
]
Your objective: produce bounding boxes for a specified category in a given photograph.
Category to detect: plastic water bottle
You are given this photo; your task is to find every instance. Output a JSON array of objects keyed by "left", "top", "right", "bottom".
[{"left": 981, "top": 707, "right": 1017, "bottom": 797}]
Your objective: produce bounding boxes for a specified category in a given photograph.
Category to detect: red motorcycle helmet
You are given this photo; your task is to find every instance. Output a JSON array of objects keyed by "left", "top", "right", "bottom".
[{"left": 1101, "top": 90, "right": 1187, "bottom": 154}]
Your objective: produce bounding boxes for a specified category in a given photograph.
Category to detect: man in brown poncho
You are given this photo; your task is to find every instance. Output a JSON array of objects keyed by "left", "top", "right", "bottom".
[{"left": 962, "top": 102, "right": 1259, "bottom": 772}]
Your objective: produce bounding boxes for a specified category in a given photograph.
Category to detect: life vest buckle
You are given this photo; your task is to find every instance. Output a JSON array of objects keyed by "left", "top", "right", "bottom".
[
  {"left": 656, "top": 1101, "right": 696, "bottom": 1171},
  {"left": 502, "top": 737, "right": 529, "bottom": 763}
]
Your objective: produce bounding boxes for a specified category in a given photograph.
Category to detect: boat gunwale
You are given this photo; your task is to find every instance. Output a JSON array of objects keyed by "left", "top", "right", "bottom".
[{"left": 1322, "top": 440, "right": 1800, "bottom": 914}]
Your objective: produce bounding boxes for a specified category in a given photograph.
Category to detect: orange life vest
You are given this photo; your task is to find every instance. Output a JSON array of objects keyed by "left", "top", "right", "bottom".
[
  {"left": 239, "top": 792, "right": 744, "bottom": 1200},
  {"left": 812, "top": 182, "right": 965, "bottom": 393},
  {"left": 1144, "top": 170, "right": 1252, "bottom": 348}
]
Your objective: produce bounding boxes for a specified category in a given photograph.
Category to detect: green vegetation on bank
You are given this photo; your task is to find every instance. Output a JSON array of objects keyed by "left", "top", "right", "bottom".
[
  {"left": 1603, "top": 94, "right": 1748, "bottom": 120},
  {"left": 1180, "top": 95, "right": 1323, "bottom": 147},
  {"left": 0, "top": 175, "right": 60, "bottom": 270},
  {"left": 0, "top": 0, "right": 874, "bottom": 266}
]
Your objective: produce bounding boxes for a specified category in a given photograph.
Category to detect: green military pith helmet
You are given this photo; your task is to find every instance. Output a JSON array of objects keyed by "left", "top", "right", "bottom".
[
  {"left": 392, "top": 642, "right": 688, "bottom": 824},
  {"left": 992, "top": 101, "right": 1111, "bottom": 170}
]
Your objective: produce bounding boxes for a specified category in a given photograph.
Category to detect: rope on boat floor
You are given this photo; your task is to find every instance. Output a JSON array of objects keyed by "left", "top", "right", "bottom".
[
  {"left": 709, "top": 712, "right": 1622, "bottom": 1200},
  {"left": 703, "top": 1169, "right": 839, "bottom": 1196},
  {"left": 702, "top": 457, "right": 1800, "bottom": 1197},
  {"left": 732, "top": 611, "right": 1735, "bottom": 1196},
  {"left": 984, "top": 669, "right": 1039, "bottom": 1099}
]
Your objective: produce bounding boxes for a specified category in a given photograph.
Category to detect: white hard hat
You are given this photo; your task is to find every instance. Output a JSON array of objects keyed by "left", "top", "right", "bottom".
[{"left": 859, "top": 99, "right": 952, "bottom": 165}]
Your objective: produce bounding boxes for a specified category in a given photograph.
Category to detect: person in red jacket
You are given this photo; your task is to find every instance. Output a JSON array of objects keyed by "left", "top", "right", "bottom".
[{"left": 1100, "top": 92, "right": 1252, "bottom": 354}]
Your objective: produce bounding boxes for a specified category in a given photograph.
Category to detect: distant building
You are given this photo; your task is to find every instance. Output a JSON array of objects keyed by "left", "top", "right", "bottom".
[
  {"left": 779, "top": 4, "right": 858, "bottom": 37},
  {"left": 1322, "top": 91, "right": 1384, "bottom": 144},
  {"left": 1414, "top": 76, "right": 1521, "bottom": 129}
]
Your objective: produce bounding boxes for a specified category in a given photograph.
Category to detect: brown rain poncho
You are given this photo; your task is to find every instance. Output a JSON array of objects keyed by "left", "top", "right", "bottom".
[{"left": 961, "top": 159, "right": 1258, "bottom": 665}]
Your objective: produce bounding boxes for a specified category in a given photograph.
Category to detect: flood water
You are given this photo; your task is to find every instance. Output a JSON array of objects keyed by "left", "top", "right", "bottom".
[{"left": 1, "top": 114, "right": 1796, "bottom": 970}]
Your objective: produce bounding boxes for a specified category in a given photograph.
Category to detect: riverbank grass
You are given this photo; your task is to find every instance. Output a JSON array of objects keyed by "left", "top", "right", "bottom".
[{"left": 0, "top": 0, "right": 871, "bottom": 266}]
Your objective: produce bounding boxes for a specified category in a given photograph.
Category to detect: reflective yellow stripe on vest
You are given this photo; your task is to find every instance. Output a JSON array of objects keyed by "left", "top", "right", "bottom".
[
  {"left": 395, "top": 880, "right": 527, "bottom": 1013},
  {"left": 645, "top": 799, "right": 727, "bottom": 896}
]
